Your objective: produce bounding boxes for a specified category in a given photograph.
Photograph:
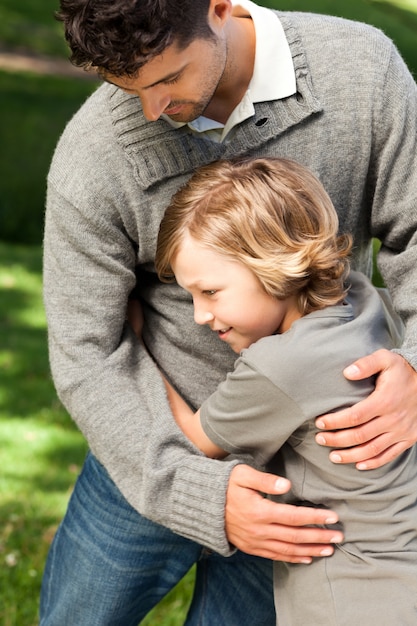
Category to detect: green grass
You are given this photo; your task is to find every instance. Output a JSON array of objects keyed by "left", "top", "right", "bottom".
[
  {"left": 0, "top": 70, "right": 97, "bottom": 244},
  {"left": 0, "top": 243, "right": 88, "bottom": 625},
  {"left": 0, "top": 0, "right": 68, "bottom": 58}
]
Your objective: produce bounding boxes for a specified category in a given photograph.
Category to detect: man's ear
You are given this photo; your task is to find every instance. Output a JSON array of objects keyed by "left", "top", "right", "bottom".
[{"left": 207, "top": 0, "right": 233, "bottom": 34}]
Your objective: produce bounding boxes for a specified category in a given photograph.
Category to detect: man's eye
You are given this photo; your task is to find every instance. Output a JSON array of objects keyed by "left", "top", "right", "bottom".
[
  {"left": 203, "top": 290, "right": 217, "bottom": 296},
  {"left": 165, "top": 74, "right": 181, "bottom": 85}
]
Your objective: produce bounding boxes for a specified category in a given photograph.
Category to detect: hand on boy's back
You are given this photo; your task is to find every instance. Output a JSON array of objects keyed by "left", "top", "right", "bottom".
[
  {"left": 225, "top": 465, "right": 343, "bottom": 563},
  {"left": 315, "top": 349, "right": 417, "bottom": 469}
]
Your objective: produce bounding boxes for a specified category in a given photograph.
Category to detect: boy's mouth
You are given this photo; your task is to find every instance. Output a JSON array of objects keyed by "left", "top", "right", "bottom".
[{"left": 217, "top": 327, "right": 232, "bottom": 340}]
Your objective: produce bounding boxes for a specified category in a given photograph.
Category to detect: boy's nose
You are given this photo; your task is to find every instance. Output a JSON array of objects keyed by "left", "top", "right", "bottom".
[{"left": 193, "top": 307, "right": 214, "bottom": 326}]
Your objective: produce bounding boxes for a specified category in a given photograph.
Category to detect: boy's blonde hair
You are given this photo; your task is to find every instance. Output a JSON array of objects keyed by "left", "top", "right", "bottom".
[{"left": 156, "top": 157, "right": 352, "bottom": 315}]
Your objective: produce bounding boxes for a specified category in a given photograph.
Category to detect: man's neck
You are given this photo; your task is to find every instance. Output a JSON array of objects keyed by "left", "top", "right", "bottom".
[{"left": 204, "top": 14, "right": 255, "bottom": 124}]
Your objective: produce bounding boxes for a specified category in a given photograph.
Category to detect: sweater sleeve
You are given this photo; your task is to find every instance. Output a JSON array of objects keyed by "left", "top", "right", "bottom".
[
  {"left": 43, "top": 181, "right": 239, "bottom": 555},
  {"left": 370, "top": 41, "right": 417, "bottom": 370}
]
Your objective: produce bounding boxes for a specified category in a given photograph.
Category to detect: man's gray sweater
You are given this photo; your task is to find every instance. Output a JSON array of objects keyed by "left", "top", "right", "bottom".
[{"left": 43, "top": 11, "right": 417, "bottom": 555}]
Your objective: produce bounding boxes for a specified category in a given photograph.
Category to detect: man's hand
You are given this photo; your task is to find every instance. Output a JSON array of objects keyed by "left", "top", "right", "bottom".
[
  {"left": 225, "top": 465, "right": 343, "bottom": 563},
  {"left": 315, "top": 350, "right": 417, "bottom": 470}
]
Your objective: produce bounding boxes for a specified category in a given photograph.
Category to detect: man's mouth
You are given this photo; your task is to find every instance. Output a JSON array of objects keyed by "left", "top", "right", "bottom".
[{"left": 164, "top": 104, "right": 184, "bottom": 115}]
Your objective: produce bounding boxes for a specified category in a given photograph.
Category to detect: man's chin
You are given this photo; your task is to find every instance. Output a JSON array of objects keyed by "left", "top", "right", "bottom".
[
  {"left": 164, "top": 113, "right": 190, "bottom": 123},
  {"left": 164, "top": 104, "right": 207, "bottom": 124}
]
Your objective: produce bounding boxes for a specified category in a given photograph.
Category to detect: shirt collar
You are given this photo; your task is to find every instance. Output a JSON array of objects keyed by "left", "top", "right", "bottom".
[{"left": 235, "top": 0, "right": 296, "bottom": 103}]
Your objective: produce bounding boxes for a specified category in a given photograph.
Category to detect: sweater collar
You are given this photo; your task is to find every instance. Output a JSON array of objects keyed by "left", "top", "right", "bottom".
[{"left": 109, "top": 13, "right": 322, "bottom": 190}]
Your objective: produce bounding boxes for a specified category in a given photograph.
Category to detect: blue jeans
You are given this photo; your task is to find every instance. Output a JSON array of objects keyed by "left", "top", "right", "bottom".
[{"left": 40, "top": 453, "right": 275, "bottom": 625}]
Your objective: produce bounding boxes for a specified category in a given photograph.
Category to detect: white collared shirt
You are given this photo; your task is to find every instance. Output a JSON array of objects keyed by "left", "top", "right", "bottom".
[{"left": 163, "top": 0, "right": 296, "bottom": 142}]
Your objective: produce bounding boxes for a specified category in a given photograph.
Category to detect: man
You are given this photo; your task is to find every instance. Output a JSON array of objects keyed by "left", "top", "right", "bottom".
[{"left": 41, "top": 1, "right": 417, "bottom": 624}]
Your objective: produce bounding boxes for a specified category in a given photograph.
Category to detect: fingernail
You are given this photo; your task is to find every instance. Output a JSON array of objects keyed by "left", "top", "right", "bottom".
[
  {"left": 344, "top": 364, "right": 360, "bottom": 376},
  {"left": 320, "top": 547, "right": 334, "bottom": 556},
  {"left": 325, "top": 516, "right": 338, "bottom": 524},
  {"left": 316, "top": 420, "right": 325, "bottom": 430},
  {"left": 330, "top": 535, "right": 343, "bottom": 543},
  {"left": 330, "top": 453, "right": 342, "bottom": 463},
  {"left": 274, "top": 477, "right": 288, "bottom": 490},
  {"left": 356, "top": 462, "right": 367, "bottom": 470},
  {"left": 316, "top": 434, "right": 326, "bottom": 445},
  {"left": 299, "top": 558, "right": 312, "bottom": 564}
]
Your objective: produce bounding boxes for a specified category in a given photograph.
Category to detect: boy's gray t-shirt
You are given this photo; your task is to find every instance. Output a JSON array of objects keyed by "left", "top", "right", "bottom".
[
  {"left": 200, "top": 271, "right": 417, "bottom": 624},
  {"left": 201, "top": 272, "right": 400, "bottom": 469}
]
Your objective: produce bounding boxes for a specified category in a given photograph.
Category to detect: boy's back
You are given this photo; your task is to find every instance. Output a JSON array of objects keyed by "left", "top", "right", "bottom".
[{"left": 200, "top": 272, "right": 417, "bottom": 625}]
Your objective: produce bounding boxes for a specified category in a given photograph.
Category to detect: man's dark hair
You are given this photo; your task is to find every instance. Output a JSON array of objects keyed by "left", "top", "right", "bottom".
[{"left": 57, "top": 0, "right": 214, "bottom": 76}]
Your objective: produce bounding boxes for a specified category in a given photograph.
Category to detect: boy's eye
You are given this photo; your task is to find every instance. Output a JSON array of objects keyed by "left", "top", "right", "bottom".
[{"left": 203, "top": 290, "right": 217, "bottom": 296}]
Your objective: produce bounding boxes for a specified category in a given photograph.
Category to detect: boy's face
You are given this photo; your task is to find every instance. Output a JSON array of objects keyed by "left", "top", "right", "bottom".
[
  {"left": 105, "top": 34, "right": 228, "bottom": 123},
  {"left": 172, "top": 235, "right": 301, "bottom": 354}
]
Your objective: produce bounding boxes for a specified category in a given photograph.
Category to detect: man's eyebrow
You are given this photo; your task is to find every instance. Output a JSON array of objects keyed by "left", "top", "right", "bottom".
[
  {"left": 103, "top": 68, "right": 184, "bottom": 91},
  {"left": 142, "top": 69, "right": 183, "bottom": 90}
]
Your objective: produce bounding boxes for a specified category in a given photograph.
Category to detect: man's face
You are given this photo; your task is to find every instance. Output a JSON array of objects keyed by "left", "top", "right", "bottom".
[{"left": 106, "top": 36, "right": 228, "bottom": 123}]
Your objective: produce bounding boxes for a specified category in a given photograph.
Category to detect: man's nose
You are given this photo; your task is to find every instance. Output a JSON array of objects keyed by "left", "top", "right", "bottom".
[{"left": 140, "top": 89, "right": 171, "bottom": 121}]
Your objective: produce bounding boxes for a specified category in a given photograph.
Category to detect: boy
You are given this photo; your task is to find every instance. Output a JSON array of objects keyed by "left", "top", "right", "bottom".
[{"left": 156, "top": 157, "right": 415, "bottom": 625}]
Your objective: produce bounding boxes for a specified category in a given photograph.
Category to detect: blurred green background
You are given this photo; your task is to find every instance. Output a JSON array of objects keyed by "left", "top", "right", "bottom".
[{"left": 1, "top": 1, "right": 416, "bottom": 624}]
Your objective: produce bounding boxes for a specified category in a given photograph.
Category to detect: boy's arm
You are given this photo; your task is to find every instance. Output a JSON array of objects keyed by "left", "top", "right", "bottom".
[
  {"left": 162, "top": 377, "right": 227, "bottom": 459},
  {"left": 126, "top": 299, "right": 227, "bottom": 459}
]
